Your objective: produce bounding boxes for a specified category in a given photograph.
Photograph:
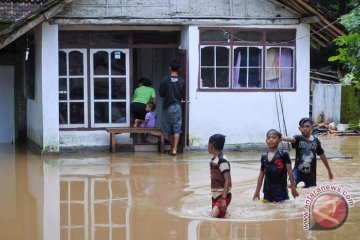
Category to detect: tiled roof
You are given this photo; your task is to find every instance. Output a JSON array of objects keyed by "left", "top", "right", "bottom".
[{"left": 0, "top": 0, "right": 50, "bottom": 21}]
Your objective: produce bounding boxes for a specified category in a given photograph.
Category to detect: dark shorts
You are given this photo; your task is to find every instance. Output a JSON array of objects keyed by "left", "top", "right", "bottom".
[
  {"left": 211, "top": 194, "right": 232, "bottom": 218},
  {"left": 263, "top": 191, "right": 289, "bottom": 203},
  {"left": 131, "top": 102, "right": 146, "bottom": 120},
  {"left": 293, "top": 169, "right": 316, "bottom": 187},
  {"left": 163, "top": 103, "right": 182, "bottom": 135}
]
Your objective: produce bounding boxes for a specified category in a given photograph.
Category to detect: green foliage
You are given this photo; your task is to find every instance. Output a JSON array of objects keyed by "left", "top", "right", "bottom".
[
  {"left": 340, "top": 5, "right": 360, "bottom": 32},
  {"left": 329, "top": 6, "right": 360, "bottom": 88},
  {"left": 341, "top": 85, "right": 360, "bottom": 124}
]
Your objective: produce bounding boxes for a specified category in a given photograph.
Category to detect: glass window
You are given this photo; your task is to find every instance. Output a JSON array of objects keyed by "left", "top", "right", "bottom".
[
  {"left": 200, "top": 46, "right": 230, "bottom": 88},
  {"left": 90, "top": 32, "right": 129, "bottom": 45},
  {"left": 200, "top": 30, "right": 229, "bottom": 42},
  {"left": 234, "top": 31, "right": 262, "bottom": 43},
  {"left": 58, "top": 49, "right": 87, "bottom": 127},
  {"left": 199, "top": 28, "right": 296, "bottom": 91},
  {"left": 266, "top": 30, "right": 296, "bottom": 43},
  {"left": 91, "top": 49, "right": 129, "bottom": 127},
  {"left": 233, "top": 47, "right": 262, "bottom": 88},
  {"left": 265, "top": 47, "right": 294, "bottom": 89}
]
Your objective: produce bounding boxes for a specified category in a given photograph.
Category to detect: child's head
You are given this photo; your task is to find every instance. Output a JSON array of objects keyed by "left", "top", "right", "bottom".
[
  {"left": 266, "top": 129, "right": 282, "bottom": 148},
  {"left": 145, "top": 102, "right": 155, "bottom": 112},
  {"left": 170, "top": 59, "right": 181, "bottom": 72},
  {"left": 208, "top": 134, "right": 225, "bottom": 154},
  {"left": 298, "top": 117, "right": 313, "bottom": 137}
]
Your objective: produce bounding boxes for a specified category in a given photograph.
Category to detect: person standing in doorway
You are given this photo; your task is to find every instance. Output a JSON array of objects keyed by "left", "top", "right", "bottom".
[{"left": 159, "top": 59, "right": 184, "bottom": 155}]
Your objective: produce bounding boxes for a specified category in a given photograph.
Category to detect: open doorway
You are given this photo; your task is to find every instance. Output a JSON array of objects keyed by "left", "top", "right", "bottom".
[{"left": 133, "top": 48, "right": 188, "bottom": 151}]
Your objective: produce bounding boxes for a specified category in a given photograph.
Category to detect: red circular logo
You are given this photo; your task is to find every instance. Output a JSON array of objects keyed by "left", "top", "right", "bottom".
[{"left": 311, "top": 193, "right": 348, "bottom": 229}]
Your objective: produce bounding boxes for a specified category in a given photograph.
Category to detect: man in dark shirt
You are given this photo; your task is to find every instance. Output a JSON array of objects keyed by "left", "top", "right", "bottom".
[{"left": 159, "top": 60, "right": 185, "bottom": 155}]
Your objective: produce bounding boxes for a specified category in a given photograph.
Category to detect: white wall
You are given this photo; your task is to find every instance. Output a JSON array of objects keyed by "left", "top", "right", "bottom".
[
  {"left": 27, "top": 22, "right": 60, "bottom": 151},
  {"left": 186, "top": 25, "right": 311, "bottom": 147}
]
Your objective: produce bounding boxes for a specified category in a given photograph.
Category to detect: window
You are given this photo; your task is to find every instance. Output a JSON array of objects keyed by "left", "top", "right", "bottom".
[
  {"left": 59, "top": 49, "right": 88, "bottom": 128},
  {"left": 200, "top": 46, "right": 230, "bottom": 88},
  {"left": 199, "top": 28, "right": 296, "bottom": 91},
  {"left": 59, "top": 48, "right": 129, "bottom": 129},
  {"left": 233, "top": 47, "right": 262, "bottom": 88},
  {"left": 265, "top": 47, "right": 294, "bottom": 89},
  {"left": 91, "top": 49, "right": 129, "bottom": 128}
]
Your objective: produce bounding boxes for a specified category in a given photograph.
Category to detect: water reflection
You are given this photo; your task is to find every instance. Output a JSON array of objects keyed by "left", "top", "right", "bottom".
[{"left": 0, "top": 136, "right": 359, "bottom": 240}]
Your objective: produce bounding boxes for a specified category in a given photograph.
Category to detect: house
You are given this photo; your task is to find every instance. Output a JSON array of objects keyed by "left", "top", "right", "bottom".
[{"left": 0, "top": 0, "right": 344, "bottom": 152}]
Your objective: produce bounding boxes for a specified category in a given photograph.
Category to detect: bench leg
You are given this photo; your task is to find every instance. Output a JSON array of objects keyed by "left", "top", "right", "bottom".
[
  {"left": 111, "top": 133, "right": 116, "bottom": 153},
  {"left": 159, "top": 134, "right": 164, "bottom": 153}
]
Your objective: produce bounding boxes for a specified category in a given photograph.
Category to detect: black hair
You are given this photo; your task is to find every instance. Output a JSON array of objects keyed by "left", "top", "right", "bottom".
[
  {"left": 138, "top": 77, "right": 152, "bottom": 87},
  {"left": 299, "top": 117, "right": 313, "bottom": 126},
  {"left": 209, "top": 134, "right": 225, "bottom": 151},
  {"left": 266, "top": 129, "right": 282, "bottom": 138},
  {"left": 147, "top": 102, "right": 156, "bottom": 111},
  {"left": 170, "top": 59, "right": 181, "bottom": 72}
]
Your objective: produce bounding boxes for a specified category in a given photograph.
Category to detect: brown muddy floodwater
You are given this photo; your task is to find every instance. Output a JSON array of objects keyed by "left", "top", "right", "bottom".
[{"left": 0, "top": 136, "right": 359, "bottom": 240}]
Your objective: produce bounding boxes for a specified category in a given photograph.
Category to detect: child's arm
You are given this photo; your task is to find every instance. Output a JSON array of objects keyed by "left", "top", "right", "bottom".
[
  {"left": 281, "top": 136, "right": 296, "bottom": 143},
  {"left": 140, "top": 119, "right": 148, "bottom": 127},
  {"left": 220, "top": 172, "right": 231, "bottom": 211},
  {"left": 319, "top": 153, "right": 333, "bottom": 180},
  {"left": 253, "top": 171, "right": 265, "bottom": 201},
  {"left": 286, "top": 164, "right": 299, "bottom": 198}
]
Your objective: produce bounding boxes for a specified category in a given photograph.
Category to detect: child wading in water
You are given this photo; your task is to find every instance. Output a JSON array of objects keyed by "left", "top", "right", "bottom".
[
  {"left": 282, "top": 117, "right": 333, "bottom": 187},
  {"left": 253, "top": 129, "right": 299, "bottom": 202},
  {"left": 208, "top": 134, "right": 232, "bottom": 218},
  {"left": 139, "top": 102, "right": 156, "bottom": 128}
]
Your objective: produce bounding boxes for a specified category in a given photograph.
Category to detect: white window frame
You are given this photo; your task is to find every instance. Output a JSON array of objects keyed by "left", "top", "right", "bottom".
[
  {"left": 90, "top": 49, "right": 130, "bottom": 128},
  {"left": 200, "top": 45, "right": 231, "bottom": 89},
  {"left": 232, "top": 46, "right": 263, "bottom": 89},
  {"left": 59, "top": 49, "right": 88, "bottom": 128},
  {"left": 265, "top": 46, "right": 295, "bottom": 90}
]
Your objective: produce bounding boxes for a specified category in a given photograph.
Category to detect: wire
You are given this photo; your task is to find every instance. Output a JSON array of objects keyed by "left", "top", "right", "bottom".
[{"left": 217, "top": 3, "right": 360, "bottom": 45}]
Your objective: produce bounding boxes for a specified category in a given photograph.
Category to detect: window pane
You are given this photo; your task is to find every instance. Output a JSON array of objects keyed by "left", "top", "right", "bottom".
[
  {"left": 234, "top": 47, "right": 248, "bottom": 67},
  {"left": 94, "top": 51, "right": 109, "bottom": 75},
  {"left": 280, "top": 68, "right": 294, "bottom": 88},
  {"left": 59, "top": 51, "right": 67, "bottom": 76},
  {"left": 234, "top": 31, "right": 262, "bottom": 43},
  {"left": 111, "top": 51, "right": 126, "bottom": 75},
  {"left": 266, "top": 48, "right": 280, "bottom": 81},
  {"left": 201, "top": 67, "right": 214, "bottom": 88},
  {"left": 248, "top": 68, "right": 262, "bottom": 87},
  {"left": 111, "top": 78, "right": 126, "bottom": 100},
  {"left": 111, "top": 102, "right": 127, "bottom": 123},
  {"left": 239, "top": 68, "right": 247, "bottom": 87},
  {"left": 280, "top": 48, "right": 293, "bottom": 67},
  {"left": 69, "top": 51, "right": 84, "bottom": 76},
  {"left": 201, "top": 47, "right": 214, "bottom": 66},
  {"left": 59, "top": 103, "right": 68, "bottom": 124},
  {"left": 59, "top": 78, "right": 67, "bottom": 100},
  {"left": 70, "top": 78, "right": 84, "bottom": 100},
  {"left": 94, "top": 78, "right": 109, "bottom": 99},
  {"left": 216, "top": 47, "right": 229, "bottom": 66},
  {"left": 216, "top": 68, "right": 229, "bottom": 88},
  {"left": 266, "top": 30, "right": 295, "bottom": 43},
  {"left": 249, "top": 47, "right": 261, "bottom": 67},
  {"left": 90, "top": 32, "right": 128, "bottom": 45},
  {"left": 59, "top": 32, "right": 89, "bottom": 45},
  {"left": 70, "top": 102, "right": 84, "bottom": 124},
  {"left": 95, "top": 102, "right": 109, "bottom": 123},
  {"left": 200, "top": 30, "right": 228, "bottom": 42}
]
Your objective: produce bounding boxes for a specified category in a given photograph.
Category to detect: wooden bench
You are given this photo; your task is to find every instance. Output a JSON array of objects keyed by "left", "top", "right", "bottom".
[{"left": 106, "top": 128, "right": 164, "bottom": 153}]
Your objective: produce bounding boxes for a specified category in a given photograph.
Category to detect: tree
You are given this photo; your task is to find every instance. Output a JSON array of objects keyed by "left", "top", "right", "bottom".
[{"left": 329, "top": 5, "right": 360, "bottom": 88}]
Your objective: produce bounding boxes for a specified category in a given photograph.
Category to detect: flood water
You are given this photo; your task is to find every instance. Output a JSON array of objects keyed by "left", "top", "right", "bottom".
[{"left": 0, "top": 136, "right": 359, "bottom": 240}]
